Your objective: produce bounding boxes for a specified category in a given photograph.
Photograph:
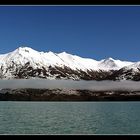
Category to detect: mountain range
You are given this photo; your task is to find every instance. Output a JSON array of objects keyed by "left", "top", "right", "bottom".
[{"left": 0, "top": 47, "right": 140, "bottom": 81}]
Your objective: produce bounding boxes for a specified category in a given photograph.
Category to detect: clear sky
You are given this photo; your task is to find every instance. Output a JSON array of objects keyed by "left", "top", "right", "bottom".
[{"left": 0, "top": 6, "right": 140, "bottom": 61}]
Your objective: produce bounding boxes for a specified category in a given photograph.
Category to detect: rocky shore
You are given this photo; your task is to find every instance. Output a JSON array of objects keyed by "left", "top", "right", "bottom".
[{"left": 0, "top": 88, "right": 140, "bottom": 101}]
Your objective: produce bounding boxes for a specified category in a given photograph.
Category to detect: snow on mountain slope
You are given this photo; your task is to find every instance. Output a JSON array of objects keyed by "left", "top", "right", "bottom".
[
  {"left": 0, "top": 46, "right": 138, "bottom": 80},
  {"left": 123, "top": 62, "right": 140, "bottom": 72},
  {"left": 0, "top": 47, "right": 134, "bottom": 71},
  {"left": 57, "top": 52, "right": 99, "bottom": 71},
  {"left": 98, "top": 57, "right": 134, "bottom": 70},
  {"left": 0, "top": 47, "right": 98, "bottom": 70}
]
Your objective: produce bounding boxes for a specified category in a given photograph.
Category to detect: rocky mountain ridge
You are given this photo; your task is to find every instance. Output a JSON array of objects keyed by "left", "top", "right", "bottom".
[{"left": 0, "top": 46, "right": 139, "bottom": 80}]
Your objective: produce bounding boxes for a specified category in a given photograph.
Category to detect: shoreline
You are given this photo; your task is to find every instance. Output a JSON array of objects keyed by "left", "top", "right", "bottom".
[{"left": 0, "top": 88, "right": 140, "bottom": 101}]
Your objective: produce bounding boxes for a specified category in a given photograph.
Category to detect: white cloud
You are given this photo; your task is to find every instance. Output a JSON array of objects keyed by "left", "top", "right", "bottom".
[{"left": 0, "top": 79, "right": 140, "bottom": 91}]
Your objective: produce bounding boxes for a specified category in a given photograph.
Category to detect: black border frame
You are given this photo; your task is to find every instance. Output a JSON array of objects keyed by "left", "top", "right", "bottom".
[{"left": 0, "top": 1, "right": 140, "bottom": 139}]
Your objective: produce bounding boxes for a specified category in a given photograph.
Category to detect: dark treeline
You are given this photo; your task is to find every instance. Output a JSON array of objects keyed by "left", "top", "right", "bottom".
[{"left": 0, "top": 88, "right": 140, "bottom": 101}]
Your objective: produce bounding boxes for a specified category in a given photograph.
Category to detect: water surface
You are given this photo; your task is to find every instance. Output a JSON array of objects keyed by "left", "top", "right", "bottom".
[{"left": 0, "top": 102, "right": 140, "bottom": 134}]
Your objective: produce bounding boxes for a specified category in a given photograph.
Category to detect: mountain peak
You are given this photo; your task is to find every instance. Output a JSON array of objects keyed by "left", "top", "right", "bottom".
[
  {"left": 59, "top": 51, "right": 70, "bottom": 55},
  {"left": 98, "top": 57, "right": 117, "bottom": 69},
  {"left": 13, "top": 47, "right": 41, "bottom": 56},
  {"left": 105, "top": 57, "right": 114, "bottom": 61},
  {"left": 16, "top": 46, "right": 34, "bottom": 52}
]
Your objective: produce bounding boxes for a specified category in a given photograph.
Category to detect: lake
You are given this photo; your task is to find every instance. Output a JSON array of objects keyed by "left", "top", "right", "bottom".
[{"left": 0, "top": 101, "right": 140, "bottom": 134}]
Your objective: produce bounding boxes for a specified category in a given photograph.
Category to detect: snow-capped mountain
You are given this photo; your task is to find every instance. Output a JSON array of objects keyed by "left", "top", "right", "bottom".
[
  {"left": 0, "top": 46, "right": 139, "bottom": 80},
  {"left": 98, "top": 57, "right": 133, "bottom": 70}
]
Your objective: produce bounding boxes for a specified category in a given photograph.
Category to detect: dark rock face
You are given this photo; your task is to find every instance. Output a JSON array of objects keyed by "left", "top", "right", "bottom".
[
  {"left": 1, "top": 61, "right": 140, "bottom": 81},
  {"left": 106, "top": 68, "right": 140, "bottom": 81},
  {"left": 0, "top": 62, "right": 114, "bottom": 80}
]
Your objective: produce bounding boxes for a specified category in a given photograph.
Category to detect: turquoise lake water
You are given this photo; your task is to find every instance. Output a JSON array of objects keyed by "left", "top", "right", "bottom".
[{"left": 0, "top": 101, "right": 140, "bottom": 134}]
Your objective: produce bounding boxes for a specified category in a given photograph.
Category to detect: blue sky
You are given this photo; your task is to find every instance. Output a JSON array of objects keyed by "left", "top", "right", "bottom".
[{"left": 0, "top": 6, "right": 140, "bottom": 61}]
